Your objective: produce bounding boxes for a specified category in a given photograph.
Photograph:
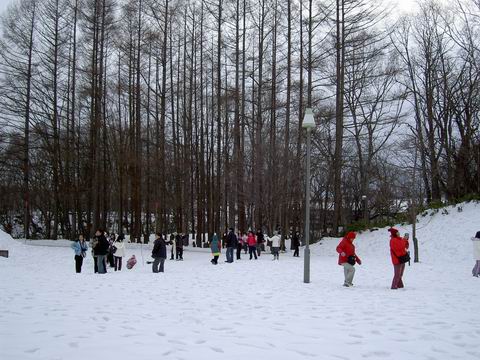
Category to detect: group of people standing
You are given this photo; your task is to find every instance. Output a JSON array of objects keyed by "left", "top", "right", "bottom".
[
  {"left": 71, "top": 229, "right": 135, "bottom": 274},
  {"left": 210, "top": 229, "right": 300, "bottom": 264},
  {"left": 336, "top": 227, "right": 410, "bottom": 289}
]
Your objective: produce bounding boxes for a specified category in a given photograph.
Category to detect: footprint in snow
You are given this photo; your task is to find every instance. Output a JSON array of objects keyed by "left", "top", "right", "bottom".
[
  {"left": 25, "top": 348, "right": 40, "bottom": 353},
  {"left": 361, "top": 351, "right": 390, "bottom": 358},
  {"left": 210, "top": 347, "right": 224, "bottom": 353},
  {"left": 156, "top": 332, "right": 166, "bottom": 337}
]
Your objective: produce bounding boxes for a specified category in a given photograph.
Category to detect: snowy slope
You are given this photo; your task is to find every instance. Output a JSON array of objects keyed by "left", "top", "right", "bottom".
[{"left": 0, "top": 202, "right": 479, "bottom": 360}]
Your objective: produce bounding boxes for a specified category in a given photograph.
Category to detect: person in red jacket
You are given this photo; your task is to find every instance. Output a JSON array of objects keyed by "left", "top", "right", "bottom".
[
  {"left": 389, "top": 228, "right": 409, "bottom": 289},
  {"left": 336, "top": 231, "right": 362, "bottom": 287},
  {"left": 247, "top": 231, "right": 257, "bottom": 260}
]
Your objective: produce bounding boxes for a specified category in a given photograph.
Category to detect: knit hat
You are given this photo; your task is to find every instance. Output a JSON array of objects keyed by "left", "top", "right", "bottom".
[
  {"left": 346, "top": 231, "right": 356, "bottom": 240},
  {"left": 388, "top": 228, "right": 399, "bottom": 236}
]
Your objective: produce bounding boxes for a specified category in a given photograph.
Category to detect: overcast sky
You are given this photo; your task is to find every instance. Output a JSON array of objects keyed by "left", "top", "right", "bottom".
[
  {"left": 0, "top": 0, "right": 12, "bottom": 16},
  {"left": 0, "top": 0, "right": 419, "bottom": 19}
]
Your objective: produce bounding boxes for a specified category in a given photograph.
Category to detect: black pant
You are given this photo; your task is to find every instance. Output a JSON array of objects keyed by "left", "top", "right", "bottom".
[
  {"left": 236, "top": 244, "right": 242, "bottom": 260},
  {"left": 108, "top": 253, "right": 115, "bottom": 267},
  {"left": 176, "top": 248, "right": 183, "bottom": 260},
  {"left": 293, "top": 246, "right": 299, "bottom": 257},
  {"left": 249, "top": 246, "right": 257, "bottom": 260},
  {"left": 211, "top": 255, "right": 219, "bottom": 264},
  {"left": 75, "top": 255, "right": 83, "bottom": 273},
  {"left": 114, "top": 256, "right": 122, "bottom": 271}
]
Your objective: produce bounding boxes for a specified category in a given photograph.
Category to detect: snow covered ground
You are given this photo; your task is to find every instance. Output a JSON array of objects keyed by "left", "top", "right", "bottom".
[{"left": 1, "top": 202, "right": 480, "bottom": 360}]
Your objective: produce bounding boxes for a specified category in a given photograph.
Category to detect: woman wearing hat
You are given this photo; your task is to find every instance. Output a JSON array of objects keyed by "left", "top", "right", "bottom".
[
  {"left": 336, "top": 231, "right": 362, "bottom": 287},
  {"left": 389, "top": 228, "right": 409, "bottom": 289}
]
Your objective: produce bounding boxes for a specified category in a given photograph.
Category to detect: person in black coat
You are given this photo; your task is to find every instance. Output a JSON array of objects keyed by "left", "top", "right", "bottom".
[
  {"left": 152, "top": 233, "right": 167, "bottom": 273},
  {"left": 94, "top": 229, "right": 110, "bottom": 274},
  {"left": 175, "top": 233, "right": 183, "bottom": 260},
  {"left": 225, "top": 228, "right": 237, "bottom": 263},
  {"left": 292, "top": 231, "right": 300, "bottom": 257},
  {"left": 256, "top": 229, "right": 265, "bottom": 256}
]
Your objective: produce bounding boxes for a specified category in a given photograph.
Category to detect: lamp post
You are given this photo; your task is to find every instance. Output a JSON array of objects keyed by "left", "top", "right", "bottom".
[
  {"left": 303, "top": 108, "right": 316, "bottom": 284},
  {"left": 361, "top": 194, "right": 367, "bottom": 223}
]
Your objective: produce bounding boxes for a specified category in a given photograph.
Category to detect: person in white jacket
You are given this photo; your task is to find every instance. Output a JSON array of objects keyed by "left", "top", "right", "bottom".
[
  {"left": 113, "top": 234, "right": 126, "bottom": 271},
  {"left": 270, "top": 232, "right": 281, "bottom": 260},
  {"left": 472, "top": 231, "right": 480, "bottom": 277}
]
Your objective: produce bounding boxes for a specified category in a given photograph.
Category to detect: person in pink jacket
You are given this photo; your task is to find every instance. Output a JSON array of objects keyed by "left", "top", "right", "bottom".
[{"left": 247, "top": 231, "right": 257, "bottom": 260}]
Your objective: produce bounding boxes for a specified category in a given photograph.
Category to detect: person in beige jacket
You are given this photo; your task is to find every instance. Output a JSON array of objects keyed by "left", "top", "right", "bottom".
[{"left": 113, "top": 234, "right": 126, "bottom": 271}]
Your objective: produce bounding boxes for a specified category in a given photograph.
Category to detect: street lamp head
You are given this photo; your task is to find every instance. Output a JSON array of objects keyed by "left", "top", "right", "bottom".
[{"left": 302, "top": 108, "right": 316, "bottom": 129}]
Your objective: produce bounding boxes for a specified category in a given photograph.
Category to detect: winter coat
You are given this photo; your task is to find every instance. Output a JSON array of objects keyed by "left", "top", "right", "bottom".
[
  {"left": 71, "top": 240, "right": 88, "bottom": 256},
  {"left": 336, "top": 237, "right": 361, "bottom": 265},
  {"left": 292, "top": 234, "right": 300, "bottom": 248},
  {"left": 472, "top": 236, "right": 480, "bottom": 260},
  {"left": 210, "top": 235, "right": 220, "bottom": 254},
  {"left": 247, "top": 234, "right": 257, "bottom": 246},
  {"left": 94, "top": 234, "right": 110, "bottom": 256},
  {"left": 113, "top": 241, "right": 126, "bottom": 257},
  {"left": 270, "top": 235, "right": 281, "bottom": 248},
  {"left": 175, "top": 235, "right": 183, "bottom": 249},
  {"left": 390, "top": 235, "right": 408, "bottom": 265},
  {"left": 256, "top": 231, "right": 265, "bottom": 244},
  {"left": 152, "top": 238, "right": 167, "bottom": 259},
  {"left": 226, "top": 231, "right": 237, "bottom": 248}
]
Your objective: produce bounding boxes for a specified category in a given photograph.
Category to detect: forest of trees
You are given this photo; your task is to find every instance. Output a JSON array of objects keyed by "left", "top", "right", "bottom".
[{"left": 0, "top": 0, "right": 479, "bottom": 242}]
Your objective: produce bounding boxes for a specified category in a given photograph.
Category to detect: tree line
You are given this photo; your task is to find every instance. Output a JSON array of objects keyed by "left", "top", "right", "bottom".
[{"left": 0, "top": 0, "right": 479, "bottom": 242}]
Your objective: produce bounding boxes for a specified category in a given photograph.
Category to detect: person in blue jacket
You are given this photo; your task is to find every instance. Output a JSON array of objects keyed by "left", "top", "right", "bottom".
[
  {"left": 210, "top": 233, "right": 221, "bottom": 265},
  {"left": 71, "top": 234, "right": 88, "bottom": 273}
]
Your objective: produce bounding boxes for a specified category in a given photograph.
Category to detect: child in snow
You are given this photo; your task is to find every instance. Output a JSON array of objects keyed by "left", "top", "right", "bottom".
[
  {"left": 210, "top": 233, "right": 221, "bottom": 265},
  {"left": 336, "top": 231, "right": 362, "bottom": 287},
  {"left": 243, "top": 233, "right": 248, "bottom": 254},
  {"left": 71, "top": 234, "right": 88, "bottom": 273},
  {"left": 126, "top": 255, "right": 137, "bottom": 269},
  {"left": 113, "top": 234, "right": 126, "bottom": 271},
  {"left": 270, "top": 231, "right": 281, "bottom": 260},
  {"left": 471, "top": 231, "right": 480, "bottom": 277},
  {"left": 389, "top": 228, "right": 410, "bottom": 289},
  {"left": 107, "top": 233, "right": 116, "bottom": 268}
]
